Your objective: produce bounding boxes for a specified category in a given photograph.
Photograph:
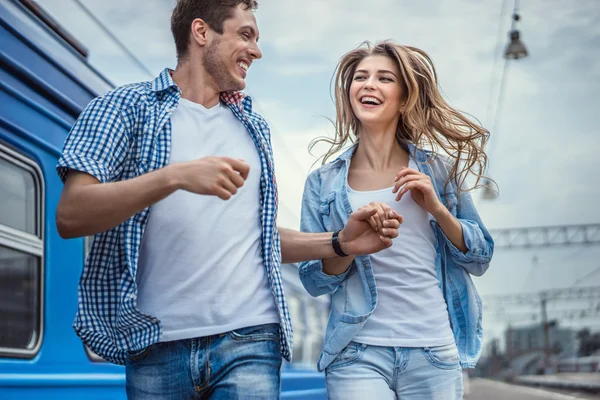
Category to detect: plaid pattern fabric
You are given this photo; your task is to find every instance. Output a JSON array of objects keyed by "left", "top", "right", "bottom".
[{"left": 57, "top": 68, "right": 292, "bottom": 365}]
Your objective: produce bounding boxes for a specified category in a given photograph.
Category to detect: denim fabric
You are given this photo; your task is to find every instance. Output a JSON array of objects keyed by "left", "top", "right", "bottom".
[
  {"left": 299, "top": 143, "right": 494, "bottom": 371},
  {"left": 325, "top": 342, "right": 463, "bottom": 399},
  {"left": 125, "top": 323, "right": 282, "bottom": 399}
]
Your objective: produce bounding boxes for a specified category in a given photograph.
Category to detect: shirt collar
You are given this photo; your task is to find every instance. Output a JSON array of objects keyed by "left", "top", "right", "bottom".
[
  {"left": 151, "top": 68, "right": 247, "bottom": 106},
  {"left": 151, "top": 68, "right": 178, "bottom": 93}
]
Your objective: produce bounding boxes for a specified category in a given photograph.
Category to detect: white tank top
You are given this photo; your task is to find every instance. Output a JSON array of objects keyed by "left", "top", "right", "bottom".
[
  {"left": 348, "top": 159, "right": 454, "bottom": 347},
  {"left": 136, "top": 98, "right": 279, "bottom": 342}
]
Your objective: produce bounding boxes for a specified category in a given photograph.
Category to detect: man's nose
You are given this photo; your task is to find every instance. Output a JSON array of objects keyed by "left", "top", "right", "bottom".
[{"left": 249, "top": 42, "right": 262, "bottom": 60}]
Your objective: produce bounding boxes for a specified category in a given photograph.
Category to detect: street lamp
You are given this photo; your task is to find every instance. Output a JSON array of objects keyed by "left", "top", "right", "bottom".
[{"left": 482, "top": 4, "right": 529, "bottom": 200}]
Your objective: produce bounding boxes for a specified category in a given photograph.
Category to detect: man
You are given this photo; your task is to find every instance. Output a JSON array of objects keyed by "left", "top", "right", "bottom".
[{"left": 56, "top": 0, "right": 402, "bottom": 398}]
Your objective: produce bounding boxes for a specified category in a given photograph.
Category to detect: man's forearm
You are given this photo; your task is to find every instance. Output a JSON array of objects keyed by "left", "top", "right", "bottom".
[
  {"left": 279, "top": 228, "right": 354, "bottom": 275},
  {"left": 56, "top": 166, "right": 180, "bottom": 238},
  {"left": 279, "top": 227, "right": 340, "bottom": 264}
]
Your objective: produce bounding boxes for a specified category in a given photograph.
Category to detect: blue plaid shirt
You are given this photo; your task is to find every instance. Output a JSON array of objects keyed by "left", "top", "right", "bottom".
[{"left": 57, "top": 68, "right": 292, "bottom": 365}]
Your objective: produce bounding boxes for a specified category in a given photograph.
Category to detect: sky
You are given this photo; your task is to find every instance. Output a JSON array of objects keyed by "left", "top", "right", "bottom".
[{"left": 35, "top": 0, "right": 600, "bottom": 352}]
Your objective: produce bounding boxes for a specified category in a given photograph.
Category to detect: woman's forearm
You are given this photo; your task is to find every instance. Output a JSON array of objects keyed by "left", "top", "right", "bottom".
[{"left": 432, "top": 206, "right": 468, "bottom": 253}]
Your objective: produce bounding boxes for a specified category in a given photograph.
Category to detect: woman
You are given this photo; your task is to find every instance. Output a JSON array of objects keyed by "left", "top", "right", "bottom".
[{"left": 299, "top": 41, "right": 494, "bottom": 399}]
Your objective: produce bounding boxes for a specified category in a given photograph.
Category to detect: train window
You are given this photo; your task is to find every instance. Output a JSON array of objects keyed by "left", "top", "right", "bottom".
[
  {"left": 0, "top": 247, "right": 40, "bottom": 349},
  {"left": 0, "top": 144, "right": 44, "bottom": 357},
  {"left": 84, "top": 236, "right": 93, "bottom": 257},
  {"left": 0, "top": 158, "right": 37, "bottom": 235}
]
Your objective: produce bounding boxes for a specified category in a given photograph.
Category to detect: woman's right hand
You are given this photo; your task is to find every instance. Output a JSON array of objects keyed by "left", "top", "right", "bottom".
[{"left": 339, "top": 202, "right": 403, "bottom": 256}]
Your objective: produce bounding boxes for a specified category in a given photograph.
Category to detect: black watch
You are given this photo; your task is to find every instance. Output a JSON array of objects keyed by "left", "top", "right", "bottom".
[{"left": 332, "top": 230, "right": 349, "bottom": 257}]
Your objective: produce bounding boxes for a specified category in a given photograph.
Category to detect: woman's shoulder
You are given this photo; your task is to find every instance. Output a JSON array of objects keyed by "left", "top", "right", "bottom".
[
  {"left": 305, "top": 158, "right": 344, "bottom": 192},
  {"left": 409, "top": 146, "right": 450, "bottom": 172},
  {"left": 311, "top": 158, "right": 345, "bottom": 178}
]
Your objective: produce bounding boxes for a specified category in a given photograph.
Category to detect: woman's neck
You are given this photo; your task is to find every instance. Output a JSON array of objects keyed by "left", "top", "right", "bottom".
[{"left": 352, "top": 124, "right": 408, "bottom": 171}]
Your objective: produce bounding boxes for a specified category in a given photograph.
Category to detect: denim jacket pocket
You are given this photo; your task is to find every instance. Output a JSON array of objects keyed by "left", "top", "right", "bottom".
[{"left": 319, "top": 191, "right": 337, "bottom": 231}]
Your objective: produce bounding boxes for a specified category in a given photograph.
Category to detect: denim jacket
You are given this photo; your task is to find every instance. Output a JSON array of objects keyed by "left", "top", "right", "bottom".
[{"left": 298, "top": 143, "right": 494, "bottom": 372}]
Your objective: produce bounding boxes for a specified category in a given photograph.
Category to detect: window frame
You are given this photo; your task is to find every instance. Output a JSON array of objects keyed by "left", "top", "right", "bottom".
[{"left": 0, "top": 142, "right": 45, "bottom": 358}]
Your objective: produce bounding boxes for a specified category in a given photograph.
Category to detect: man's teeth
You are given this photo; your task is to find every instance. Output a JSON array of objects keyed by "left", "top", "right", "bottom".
[
  {"left": 361, "top": 96, "right": 381, "bottom": 105},
  {"left": 237, "top": 62, "right": 249, "bottom": 71}
]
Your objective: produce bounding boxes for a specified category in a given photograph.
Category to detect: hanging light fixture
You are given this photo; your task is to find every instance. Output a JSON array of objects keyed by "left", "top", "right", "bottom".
[
  {"left": 481, "top": 178, "right": 497, "bottom": 200},
  {"left": 482, "top": 1, "right": 528, "bottom": 201},
  {"left": 504, "top": 13, "right": 528, "bottom": 60}
]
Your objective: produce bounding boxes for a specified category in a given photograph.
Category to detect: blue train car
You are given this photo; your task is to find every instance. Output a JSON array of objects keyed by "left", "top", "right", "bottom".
[{"left": 0, "top": 0, "right": 326, "bottom": 398}]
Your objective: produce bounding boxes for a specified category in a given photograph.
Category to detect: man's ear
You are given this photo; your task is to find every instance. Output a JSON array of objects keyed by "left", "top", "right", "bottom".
[{"left": 190, "top": 18, "right": 211, "bottom": 47}]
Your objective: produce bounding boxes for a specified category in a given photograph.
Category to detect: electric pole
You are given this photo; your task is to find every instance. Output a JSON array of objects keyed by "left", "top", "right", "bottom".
[{"left": 540, "top": 294, "right": 550, "bottom": 371}]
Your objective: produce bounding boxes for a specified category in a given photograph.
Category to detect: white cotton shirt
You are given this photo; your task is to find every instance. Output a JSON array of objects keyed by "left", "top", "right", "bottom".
[
  {"left": 348, "top": 159, "right": 455, "bottom": 347},
  {"left": 136, "top": 98, "right": 279, "bottom": 342}
]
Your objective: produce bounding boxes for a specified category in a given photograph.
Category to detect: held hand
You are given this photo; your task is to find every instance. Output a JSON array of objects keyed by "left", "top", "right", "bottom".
[
  {"left": 339, "top": 202, "right": 403, "bottom": 256},
  {"left": 171, "top": 156, "right": 250, "bottom": 200},
  {"left": 393, "top": 167, "right": 445, "bottom": 216}
]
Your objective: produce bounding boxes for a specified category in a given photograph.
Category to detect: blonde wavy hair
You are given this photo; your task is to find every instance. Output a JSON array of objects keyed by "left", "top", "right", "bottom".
[{"left": 313, "top": 40, "right": 490, "bottom": 194}]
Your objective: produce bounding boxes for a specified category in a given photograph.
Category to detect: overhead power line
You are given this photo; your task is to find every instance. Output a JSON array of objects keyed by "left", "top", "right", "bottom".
[
  {"left": 571, "top": 266, "right": 600, "bottom": 287},
  {"left": 487, "top": 306, "right": 600, "bottom": 323},
  {"left": 72, "top": 0, "right": 154, "bottom": 78},
  {"left": 483, "top": 285, "right": 600, "bottom": 306}
]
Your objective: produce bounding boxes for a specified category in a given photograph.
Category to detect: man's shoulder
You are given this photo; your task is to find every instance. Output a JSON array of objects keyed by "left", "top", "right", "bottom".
[{"left": 94, "top": 80, "right": 155, "bottom": 113}]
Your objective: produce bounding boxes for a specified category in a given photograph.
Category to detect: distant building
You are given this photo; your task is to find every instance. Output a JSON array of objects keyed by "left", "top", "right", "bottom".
[{"left": 505, "top": 320, "right": 578, "bottom": 358}]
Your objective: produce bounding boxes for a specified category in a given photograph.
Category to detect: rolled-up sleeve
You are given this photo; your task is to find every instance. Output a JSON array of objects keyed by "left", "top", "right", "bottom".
[
  {"left": 57, "top": 97, "right": 129, "bottom": 183},
  {"left": 438, "top": 188, "right": 494, "bottom": 277},
  {"left": 298, "top": 172, "right": 349, "bottom": 297}
]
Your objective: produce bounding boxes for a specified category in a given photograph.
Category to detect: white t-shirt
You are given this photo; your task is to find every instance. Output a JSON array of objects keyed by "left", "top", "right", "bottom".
[
  {"left": 136, "top": 98, "right": 279, "bottom": 342},
  {"left": 348, "top": 159, "right": 454, "bottom": 347}
]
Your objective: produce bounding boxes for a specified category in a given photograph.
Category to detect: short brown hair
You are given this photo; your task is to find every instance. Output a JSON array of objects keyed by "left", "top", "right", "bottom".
[{"left": 171, "top": 0, "right": 258, "bottom": 60}]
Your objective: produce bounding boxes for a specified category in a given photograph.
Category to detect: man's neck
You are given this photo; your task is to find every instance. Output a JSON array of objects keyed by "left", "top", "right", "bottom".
[{"left": 171, "top": 59, "right": 221, "bottom": 108}]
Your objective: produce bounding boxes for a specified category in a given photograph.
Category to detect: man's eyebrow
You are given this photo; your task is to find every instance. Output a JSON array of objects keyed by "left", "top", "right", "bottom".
[{"left": 240, "top": 25, "right": 259, "bottom": 41}]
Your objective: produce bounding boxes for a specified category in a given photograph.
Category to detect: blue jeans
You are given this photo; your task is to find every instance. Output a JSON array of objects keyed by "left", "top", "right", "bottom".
[
  {"left": 125, "top": 323, "right": 282, "bottom": 399},
  {"left": 325, "top": 342, "right": 463, "bottom": 399}
]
